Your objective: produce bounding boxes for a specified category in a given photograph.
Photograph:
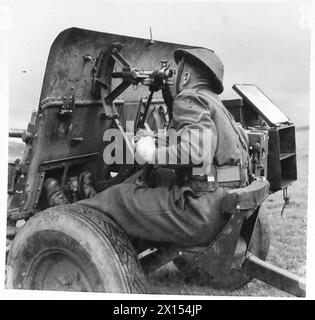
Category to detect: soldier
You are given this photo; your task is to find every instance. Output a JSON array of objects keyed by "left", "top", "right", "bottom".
[{"left": 78, "top": 48, "right": 249, "bottom": 246}]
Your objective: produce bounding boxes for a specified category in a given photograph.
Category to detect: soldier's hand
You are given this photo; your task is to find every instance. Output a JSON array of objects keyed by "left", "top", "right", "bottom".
[
  {"left": 134, "top": 136, "right": 156, "bottom": 163},
  {"left": 129, "top": 127, "right": 152, "bottom": 149},
  {"left": 135, "top": 127, "right": 154, "bottom": 140}
]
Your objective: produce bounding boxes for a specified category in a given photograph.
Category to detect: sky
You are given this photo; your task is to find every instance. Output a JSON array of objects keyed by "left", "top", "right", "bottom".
[{"left": 5, "top": 0, "right": 311, "bottom": 128}]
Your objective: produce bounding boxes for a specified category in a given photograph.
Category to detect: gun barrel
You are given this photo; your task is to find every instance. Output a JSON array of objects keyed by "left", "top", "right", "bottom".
[
  {"left": 112, "top": 67, "right": 175, "bottom": 85},
  {"left": 9, "top": 129, "right": 23, "bottom": 138},
  {"left": 112, "top": 70, "right": 153, "bottom": 79}
]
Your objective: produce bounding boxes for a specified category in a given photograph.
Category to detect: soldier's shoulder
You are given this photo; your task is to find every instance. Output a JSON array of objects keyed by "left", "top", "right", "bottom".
[
  {"left": 196, "top": 88, "right": 221, "bottom": 103},
  {"left": 176, "top": 88, "right": 221, "bottom": 111},
  {"left": 175, "top": 88, "right": 208, "bottom": 105},
  {"left": 176, "top": 88, "right": 200, "bottom": 99},
  {"left": 173, "top": 89, "right": 212, "bottom": 120}
]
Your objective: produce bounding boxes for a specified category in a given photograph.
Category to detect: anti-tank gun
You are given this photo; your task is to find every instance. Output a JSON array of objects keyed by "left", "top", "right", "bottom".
[{"left": 6, "top": 28, "right": 305, "bottom": 297}]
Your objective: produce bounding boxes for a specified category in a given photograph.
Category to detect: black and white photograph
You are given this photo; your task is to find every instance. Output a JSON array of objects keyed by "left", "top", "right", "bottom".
[{"left": 1, "top": 0, "right": 313, "bottom": 300}]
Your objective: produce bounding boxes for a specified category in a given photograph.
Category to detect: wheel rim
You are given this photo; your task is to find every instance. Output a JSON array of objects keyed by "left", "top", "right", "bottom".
[{"left": 30, "top": 250, "right": 93, "bottom": 292}]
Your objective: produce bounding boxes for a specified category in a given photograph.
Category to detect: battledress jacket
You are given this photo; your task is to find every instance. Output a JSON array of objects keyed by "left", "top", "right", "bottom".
[{"left": 154, "top": 84, "right": 249, "bottom": 179}]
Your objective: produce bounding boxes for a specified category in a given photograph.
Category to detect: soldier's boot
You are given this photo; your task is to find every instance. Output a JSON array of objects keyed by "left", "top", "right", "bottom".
[
  {"left": 78, "top": 171, "right": 97, "bottom": 199},
  {"left": 43, "top": 178, "right": 69, "bottom": 207}
]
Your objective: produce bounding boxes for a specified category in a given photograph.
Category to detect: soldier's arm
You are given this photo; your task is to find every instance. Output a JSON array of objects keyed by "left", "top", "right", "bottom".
[{"left": 154, "top": 91, "right": 217, "bottom": 169}]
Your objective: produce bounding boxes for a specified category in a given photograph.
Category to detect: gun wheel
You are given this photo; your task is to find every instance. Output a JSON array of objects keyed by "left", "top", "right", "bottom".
[
  {"left": 6, "top": 204, "right": 147, "bottom": 293},
  {"left": 173, "top": 213, "right": 270, "bottom": 291}
]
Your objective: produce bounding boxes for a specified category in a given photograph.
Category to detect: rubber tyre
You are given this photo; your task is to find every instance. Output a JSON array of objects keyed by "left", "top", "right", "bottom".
[
  {"left": 6, "top": 204, "right": 147, "bottom": 293},
  {"left": 173, "top": 213, "right": 270, "bottom": 290}
]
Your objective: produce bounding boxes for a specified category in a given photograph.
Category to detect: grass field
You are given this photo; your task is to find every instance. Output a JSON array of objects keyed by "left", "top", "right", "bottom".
[{"left": 146, "top": 128, "right": 309, "bottom": 297}]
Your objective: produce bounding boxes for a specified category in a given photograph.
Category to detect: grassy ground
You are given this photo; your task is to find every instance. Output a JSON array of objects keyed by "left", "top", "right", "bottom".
[{"left": 146, "top": 128, "right": 309, "bottom": 297}]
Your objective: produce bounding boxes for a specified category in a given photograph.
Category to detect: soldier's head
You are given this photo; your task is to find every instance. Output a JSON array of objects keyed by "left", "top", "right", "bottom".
[{"left": 173, "top": 48, "right": 224, "bottom": 95}]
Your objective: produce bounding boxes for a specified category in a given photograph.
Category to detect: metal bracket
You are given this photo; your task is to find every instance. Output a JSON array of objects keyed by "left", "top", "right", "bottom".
[
  {"left": 281, "top": 186, "right": 290, "bottom": 218},
  {"left": 33, "top": 171, "right": 46, "bottom": 210},
  {"left": 59, "top": 88, "right": 75, "bottom": 117},
  {"left": 140, "top": 246, "right": 181, "bottom": 274},
  {"left": 182, "top": 212, "right": 246, "bottom": 278}
]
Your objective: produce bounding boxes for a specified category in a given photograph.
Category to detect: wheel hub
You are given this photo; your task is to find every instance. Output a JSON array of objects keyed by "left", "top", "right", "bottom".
[{"left": 31, "top": 252, "right": 92, "bottom": 292}]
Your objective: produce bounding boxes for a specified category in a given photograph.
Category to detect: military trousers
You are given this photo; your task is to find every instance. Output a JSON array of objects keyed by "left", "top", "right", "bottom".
[{"left": 78, "top": 169, "right": 229, "bottom": 247}]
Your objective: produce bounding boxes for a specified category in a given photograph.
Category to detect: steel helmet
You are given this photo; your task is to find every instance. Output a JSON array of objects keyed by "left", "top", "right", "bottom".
[{"left": 173, "top": 47, "right": 224, "bottom": 94}]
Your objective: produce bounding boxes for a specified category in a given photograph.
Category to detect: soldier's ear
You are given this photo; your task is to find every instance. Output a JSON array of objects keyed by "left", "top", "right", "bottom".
[{"left": 182, "top": 72, "right": 191, "bottom": 86}]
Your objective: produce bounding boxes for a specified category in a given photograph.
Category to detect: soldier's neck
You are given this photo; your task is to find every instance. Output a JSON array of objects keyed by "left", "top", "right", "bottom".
[{"left": 189, "top": 80, "right": 215, "bottom": 91}]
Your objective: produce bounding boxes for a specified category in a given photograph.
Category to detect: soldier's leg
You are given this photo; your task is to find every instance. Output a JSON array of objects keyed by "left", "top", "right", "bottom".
[
  {"left": 122, "top": 167, "right": 176, "bottom": 188},
  {"left": 121, "top": 170, "right": 143, "bottom": 184},
  {"left": 77, "top": 183, "right": 228, "bottom": 246},
  {"left": 77, "top": 183, "right": 185, "bottom": 244}
]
